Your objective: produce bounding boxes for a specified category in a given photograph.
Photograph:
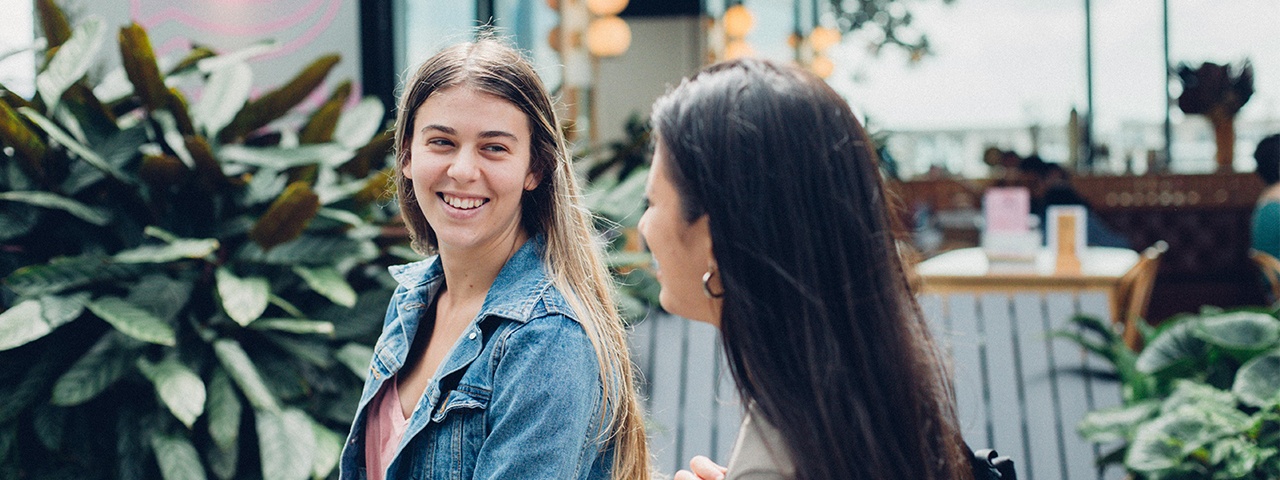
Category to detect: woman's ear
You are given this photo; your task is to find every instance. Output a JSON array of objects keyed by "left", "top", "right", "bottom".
[{"left": 524, "top": 171, "right": 542, "bottom": 191}]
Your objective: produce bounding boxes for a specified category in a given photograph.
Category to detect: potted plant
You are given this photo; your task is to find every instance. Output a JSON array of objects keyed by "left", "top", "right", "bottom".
[
  {"left": 0, "top": 2, "right": 400, "bottom": 478},
  {"left": 1058, "top": 306, "right": 1280, "bottom": 478},
  {"left": 1176, "top": 61, "right": 1254, "bottom": 173}
]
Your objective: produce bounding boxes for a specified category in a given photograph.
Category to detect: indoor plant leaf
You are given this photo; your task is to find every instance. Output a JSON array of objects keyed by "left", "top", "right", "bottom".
[
  {"left": 1136, "top": 318, "right": 1207, "bottom": 376},
  {"left": 150, "top": 433, "right": 207, "bottom": 480},
  {"left": 310, "top": 418, "right": 344, "bottom": 479},
  {"left": 0, "top": 299, "right": 52, "bottom": 350},
  {"left": 204, "top": 369, "right": 242, "bottom": 452},
  {"left": 34, "top": 0, "right": 72, "bottom": 49},
  {"left": 118, "top": 23, "right": 167, "bottom": 112},
  {"left": 1126, "top": 404, "right": 1232, "bottom": 473},
  {"left": 333, "top": 97, "right": 384, "bottom": 149},
  {"left": 218, "top": 143, "right": 349, "bottom": 170},
  {"left": 212, "top": 339, "right": 279, "bottom": 411},
  {"left": 86, "top": 296, "right": 176, "bottom": 346},
  {"left": 125, "top": 274, "right": 193, "bottom": 323},
  {"left": 0, "top": 99, "right": 48, "bottom": 181},
  {"left": 215, "top": 267, "right": 269, "bottom": 326},
  {"left": 249, "top": 181, "right": 321, "bottom": 251},
  {"left": 1194, "top": 311, "right": 1280, "bottom": 354},
  {"left": 51, "top": 332, "right": 135, "bottom": 406},
  {"left": 191, "top": 61, "right": 252, "bottom": 138},
  {"left": 298, "top": 81, "right": 349, "bottom": 144},
  {"left": 1078, "top": 399, "right": 1160, "bottom": 444},
  {"left": 1233, "top": 350, "right": 1280, "bottom": 408},
  {"left": 0, "top": 191, "right": 111, "bottom": 226},
  {"left": 113, "top": 238, "right": 219, "bottom": 263},
  {"left": 219, "top": 54, "right": 340, "bottom": 142},
  {"left": 248, "top": 319, "right": 335, "bottom": 336},
  {"left": 254, "top": 407, "right": 315, "bottom": 480},
  {"left": 4, "top": 255, "right": 143, "bottom": 297},
  {"left": 137, "top": 357, "right": 206, "bottom": 428},
  {"left": 36, "top": 16, "right": 105, "bottom": 111},
  {"left": 19, "top": 106, "right": 128, "bottom": 181},
  {"left": 335, "top": 343, "right": 373, "bottom": 379},
  {"left": 292, "top": 265, "right": 356, "bottom": 307}
]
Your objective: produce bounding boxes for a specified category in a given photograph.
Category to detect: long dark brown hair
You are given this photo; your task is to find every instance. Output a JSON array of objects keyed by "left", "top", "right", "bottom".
[{"left": 651, "top": 59, "right": 972, "bottom": 480}]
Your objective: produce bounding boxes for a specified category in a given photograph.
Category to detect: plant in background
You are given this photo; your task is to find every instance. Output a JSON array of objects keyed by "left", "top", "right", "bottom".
[
  {"left": 0, "top": 2, "right": 399, "bottom": 479},
  {"left": 1176, "top": 60, "right": 1254, "bottom": 173},
  {"left": 1057, "top": 307, "right": 1280, "bottom": 479},
  {"left": 578, "top": 113, "right": 660, "bottom": 323}
]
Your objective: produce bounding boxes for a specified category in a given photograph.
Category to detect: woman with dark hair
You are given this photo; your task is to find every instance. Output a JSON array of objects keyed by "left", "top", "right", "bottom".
[
  {"left": 338, "top": 37, "right": 650, "bottom": 479},
  {"left": 1253, "top": 134, "right": 1280, "bottom": 259},
  {"left": 639, "top": 59, "right": 973, "bottom": 480}
]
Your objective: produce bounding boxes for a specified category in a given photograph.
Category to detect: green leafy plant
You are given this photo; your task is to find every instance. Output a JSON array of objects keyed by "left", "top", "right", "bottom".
[
  {"left": 0, "top": 3, "right": 399, "bottom": 479},
  {"left": 1057, "top": 306, "right": 1280, "bottom": 479},
  {"left": 578, "top": 113, "right": 659, "bottom": 323}
]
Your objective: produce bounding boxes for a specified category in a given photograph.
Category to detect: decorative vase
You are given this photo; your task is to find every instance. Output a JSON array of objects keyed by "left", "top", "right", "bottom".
[{"left": 1208, "top": 106, "right": 1235, "bottom": 173}]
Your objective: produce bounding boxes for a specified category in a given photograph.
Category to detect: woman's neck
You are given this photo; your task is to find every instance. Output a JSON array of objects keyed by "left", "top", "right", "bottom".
[
  {"left": 436, "top": 230, "right": 530, "bottom": 308},
  {"left": 1263, "top": 183, "right": 1280, "bottom": 202}
]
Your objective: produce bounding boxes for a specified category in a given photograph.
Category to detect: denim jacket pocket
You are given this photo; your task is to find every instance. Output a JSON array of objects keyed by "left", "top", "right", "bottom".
[
  {"left": 430, "top": 384, "right": 490, "bottom": 423},
  {"left": 417, "top": 384, "right": 490, "bottom": 479}
]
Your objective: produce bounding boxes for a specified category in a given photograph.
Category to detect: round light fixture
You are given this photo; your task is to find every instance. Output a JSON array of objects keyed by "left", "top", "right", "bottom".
[
  {"left": 809, "top": 26, "right": 841, "bottom": 52},
  {"left": 586, "top": 16, "right": 631, "bottom": 57},
  {"left": 722, "top": 4, "right": 755, "bottom": 39},
  {"left": 724, "top": 39, "right": 754, "bottom": 60},
  {"left": 587, "top": 0, "right": 628, "bottom": 16}
]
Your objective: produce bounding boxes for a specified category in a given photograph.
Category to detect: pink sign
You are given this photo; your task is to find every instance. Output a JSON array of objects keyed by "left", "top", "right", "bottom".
[{"left": 983, "top": 187, "right": 1030, "bottom": 233}]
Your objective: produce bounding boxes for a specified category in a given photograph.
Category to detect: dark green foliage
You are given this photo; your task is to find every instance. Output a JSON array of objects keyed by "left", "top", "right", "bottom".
[
  {"left": 0, "top": 6, "right": 399, "bottom": 480},
  {"left": 1057, "top": 307, "right": 1280, "bottom": 479}
]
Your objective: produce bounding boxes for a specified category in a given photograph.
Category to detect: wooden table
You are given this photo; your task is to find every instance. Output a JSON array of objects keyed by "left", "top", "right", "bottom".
[
  {"left": 914, "top": 247, "right": 1138, "bottom": 480},
  {"left": 916, "top": 247, "right": 1139, "bottom": 294}
]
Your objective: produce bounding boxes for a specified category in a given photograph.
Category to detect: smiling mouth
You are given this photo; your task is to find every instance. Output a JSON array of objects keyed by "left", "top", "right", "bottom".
[{"left": 439, "top": 193, "right": 489, "bottom": 210}]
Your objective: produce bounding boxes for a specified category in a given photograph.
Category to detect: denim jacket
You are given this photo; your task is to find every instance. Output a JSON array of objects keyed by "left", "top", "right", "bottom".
[{"left": 339, "top": 237, "right": 614, "bottom": 479}]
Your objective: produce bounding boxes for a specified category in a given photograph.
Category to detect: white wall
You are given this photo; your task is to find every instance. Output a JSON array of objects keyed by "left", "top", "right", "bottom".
[{"left": 594, "top": 16, "right": 703, "bottom": 144}]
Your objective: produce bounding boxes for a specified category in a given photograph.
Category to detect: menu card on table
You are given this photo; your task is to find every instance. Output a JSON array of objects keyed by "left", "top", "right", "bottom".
[{"left": 981, "top": 187, "right": 1039, "bottom": 271}]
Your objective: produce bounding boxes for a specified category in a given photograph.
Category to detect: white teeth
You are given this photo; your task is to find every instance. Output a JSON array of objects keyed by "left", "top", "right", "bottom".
[{"left": 442, "top": 194, "right": 485, "bottom": 210}]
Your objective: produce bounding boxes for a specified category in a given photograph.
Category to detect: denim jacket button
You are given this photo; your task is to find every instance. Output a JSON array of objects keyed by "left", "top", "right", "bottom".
[{"left": 468, "top": 332, "right": 477, "bottom": 340}]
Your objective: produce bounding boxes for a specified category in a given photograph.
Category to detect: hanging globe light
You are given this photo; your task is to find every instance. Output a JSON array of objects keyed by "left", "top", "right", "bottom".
[
  {"left": 586, "top": 0, "right": 629, "bottom": 16},
  {"left": 722, "top": 4, "right": 755, "bottom": 39},
  {"left": 810, "top": 55, "right": 834, "bottom": 78},
  {"left": 586, "top": 16, "right": 631, "bottom": 57},
  {"left": 724, "top": 39, "right": 755, "bottom": 60},
  {"left": 809, "top": 26, "right": 841, "bottom": 52}
]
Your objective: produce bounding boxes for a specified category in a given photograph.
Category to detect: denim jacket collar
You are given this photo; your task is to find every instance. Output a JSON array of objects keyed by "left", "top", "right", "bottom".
[{"left": 386, "top": 235, "right": 572, "bottom": 325}]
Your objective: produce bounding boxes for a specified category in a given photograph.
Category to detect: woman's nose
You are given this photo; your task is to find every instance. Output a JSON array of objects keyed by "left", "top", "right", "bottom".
[{"left": 446, "top": 149, "right": 481, "bottom": 182}]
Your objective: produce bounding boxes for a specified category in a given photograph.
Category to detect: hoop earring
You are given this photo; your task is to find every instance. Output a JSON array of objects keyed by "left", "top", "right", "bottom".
[{"left": 702, "top": 270, "right": 724, "bottom": 299}]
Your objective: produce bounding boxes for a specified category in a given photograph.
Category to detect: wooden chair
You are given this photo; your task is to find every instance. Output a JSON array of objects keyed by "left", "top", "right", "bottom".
[
  {"left": 1250, "top": 249, "right": 1280, "bottom": 306},
  {"left": 1111, "top": 241, "right": 1168, "bottom": 350}
]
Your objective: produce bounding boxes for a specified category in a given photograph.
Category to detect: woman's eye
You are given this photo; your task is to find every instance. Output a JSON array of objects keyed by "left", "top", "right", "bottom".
[
  {"left": 483, "top": 144, "right": 509, "bottom": 153},
  {"left": 427, "top": 138, "right": 453, "bottom": 147}
]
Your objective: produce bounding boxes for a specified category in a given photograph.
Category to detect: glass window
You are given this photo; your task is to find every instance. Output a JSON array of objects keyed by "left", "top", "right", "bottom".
[{"left": 0, "top": 0, "right": 36, "bottom": 98}]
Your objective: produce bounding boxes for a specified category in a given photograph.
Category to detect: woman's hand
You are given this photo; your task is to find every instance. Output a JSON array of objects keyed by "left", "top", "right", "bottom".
[{"left": 673, "top": 455, "right": 728, "bottom": 480}]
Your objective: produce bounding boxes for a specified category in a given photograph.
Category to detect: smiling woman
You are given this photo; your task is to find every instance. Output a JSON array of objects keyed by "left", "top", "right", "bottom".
[{"left": 338, "top": 35, "right": 651, "bottom": 480}]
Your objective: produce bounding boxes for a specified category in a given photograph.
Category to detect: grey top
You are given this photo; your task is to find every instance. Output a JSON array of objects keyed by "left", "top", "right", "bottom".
[{"left": 725, "top": 408, "right": 794, "bottom": 480}]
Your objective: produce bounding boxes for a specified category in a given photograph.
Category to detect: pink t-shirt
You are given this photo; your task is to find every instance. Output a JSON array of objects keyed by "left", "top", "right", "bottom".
[{"left": 364, "top": 378, "right": 409, "bottom": 480}]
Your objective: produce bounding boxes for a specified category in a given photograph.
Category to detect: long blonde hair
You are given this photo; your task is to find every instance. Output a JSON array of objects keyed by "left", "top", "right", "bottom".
[{"left": 392, "top": 36, "right": 650, "bottom": 479}]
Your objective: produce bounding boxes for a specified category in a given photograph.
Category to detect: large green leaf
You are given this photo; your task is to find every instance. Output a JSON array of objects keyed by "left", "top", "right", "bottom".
[
  {"left": 255, "top": 408, "right": 315, "bottom": 480},
  {"left": 191, "top": 62, "right": 251, "bottom": 138},
  {"left": 0, "top": 191, "right": 111, "bottom": 226},
  {"left": 113, "top": 238, "right": 219, "bottom": 263},
  {"left": 310, "top": 419, "right": 344, "bottom": 479},
  {"left": 204, "top": 370, "right": 241, "bottom": 452},
  {"left": 86, "top": 296, "right": 176, "bottom": 346},
  {"left": 1126, "top": 405, "right": 1233, "bottom": 473},
  {"left": 4, "top": 256, "right": 143, "bottom": 297},
  {"left": 35, "top": 16, "right": 105, "bottom": 110},
  {"left": 333, "top": 97, "right": 384, "bottom": 149},
  {"left": 1136, "top": 319, "right": 1207, "bottom": 375},
  {"left": 292, "top": 266, "right": 356, "bottom": 307},
  {"left": 126, "top": 274, "right": 193, "bottom": 323},
  {"left": 150, "top": 433, "right": 207, "bottom": 480},
  {"left": 1194, "top": 311, "right": 1280, "bottom": 353},
  {"left": 215, "top": 268, "right": 269, "bottom": 326},
  {"left": 218, "top": 143, "right": 349, "bottom": 169},
  {"left": 138, "top": 358, "right": 206, "bottom": 428},
  {"left": 335, "top": 343, "right": 373, "bottom": 380},
  {"left": 0, "top": 202, "right": 38, "bottom": 241},
  {"left": 1078, "top": 400, "right": 1161, "bottom": 444},
  {"left": 51, "top": 332, "right": 134, "bottom": 406},
  {"left": 1233, "top": 350, "right": 1280, "bottom": 408},
  {"left": 248, "top": 319, "right": 335, "bottom": 336},
  {"left": 39, "top": 292, "right": 90, "bottom": 325},
  {"left": 212, "top": 339, "right": 279, "bottom": 411},
  {"left": 19, "top": 106, "right": 127, "bottom": 181},
  {"left": 0, "top": 300, "right": 50, "bottom": 350},
  {"left": 239, "top": 235, "right": 376, "bottom": 267}
]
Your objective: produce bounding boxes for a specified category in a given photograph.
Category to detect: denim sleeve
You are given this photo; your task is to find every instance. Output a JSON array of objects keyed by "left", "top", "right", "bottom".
[{"left": 472, "top": 314, "right": 608, "bottom": 479}]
